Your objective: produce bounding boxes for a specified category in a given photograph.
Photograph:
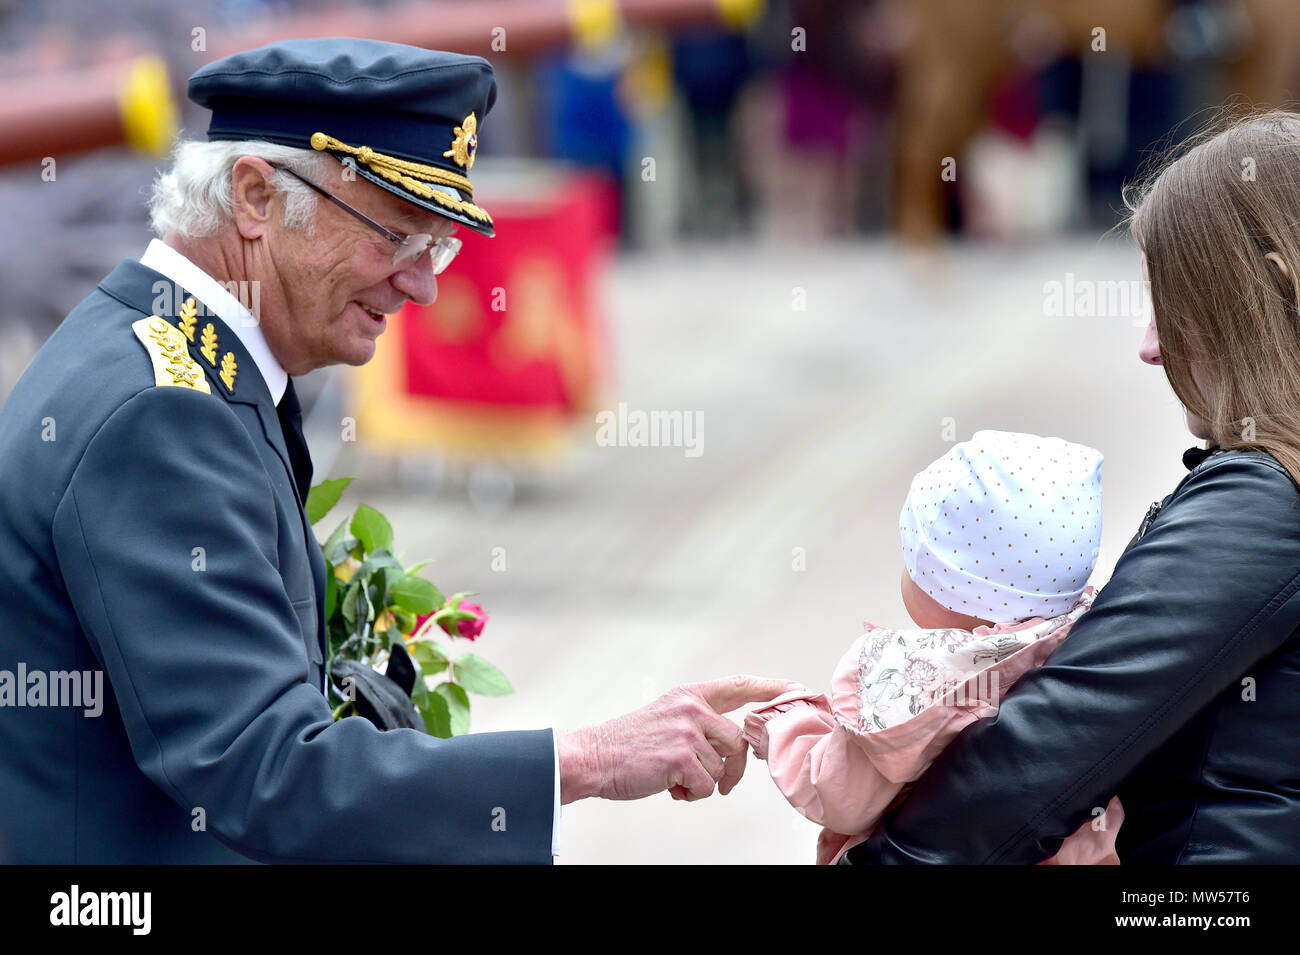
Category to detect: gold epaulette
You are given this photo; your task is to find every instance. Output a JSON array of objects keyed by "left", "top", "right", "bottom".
[{"left": 131, "top": 315, "right": 211, "bottom": 393}]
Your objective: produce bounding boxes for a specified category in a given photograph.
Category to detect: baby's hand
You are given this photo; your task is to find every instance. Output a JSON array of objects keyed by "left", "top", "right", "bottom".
[
  {"left": 741, "top": 708, "right": 772, "bottom": 760},
  {"left": 741, "top": 681, "right": 812, "bottom": 760}
]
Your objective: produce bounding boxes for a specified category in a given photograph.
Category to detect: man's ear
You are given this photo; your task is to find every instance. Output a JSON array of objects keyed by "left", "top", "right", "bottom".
[
  {"left": 229, "top": 156, "right": 277, "bottom": 240},
  {"left": 1265, "top": 251, "right": 1291, "bottom": 281}
]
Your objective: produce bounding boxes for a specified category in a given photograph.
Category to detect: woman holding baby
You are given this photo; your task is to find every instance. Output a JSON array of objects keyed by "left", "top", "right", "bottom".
[{"left": 748, "top": 109, "right": 1300, "bottom": 864}]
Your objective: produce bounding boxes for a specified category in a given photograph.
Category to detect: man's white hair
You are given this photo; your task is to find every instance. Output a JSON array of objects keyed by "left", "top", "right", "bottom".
[{"left": 148, "top": 139, "right": 334, "bottom": 239}]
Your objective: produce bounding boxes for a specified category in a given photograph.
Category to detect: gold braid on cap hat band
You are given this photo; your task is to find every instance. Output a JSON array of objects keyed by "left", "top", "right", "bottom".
[{"left": 309, "top": 131, "right": 492, "bottom": 225}]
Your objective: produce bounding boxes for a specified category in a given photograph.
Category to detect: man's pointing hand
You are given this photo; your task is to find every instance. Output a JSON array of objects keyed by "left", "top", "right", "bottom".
[{"left": 558, "top": 675, "right": 794, "bottom": 804}]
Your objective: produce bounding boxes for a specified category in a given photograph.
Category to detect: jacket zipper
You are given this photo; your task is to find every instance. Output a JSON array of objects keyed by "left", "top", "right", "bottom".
[{"left": 1136, "top": 500, "right": 1163, "bottom": 540}]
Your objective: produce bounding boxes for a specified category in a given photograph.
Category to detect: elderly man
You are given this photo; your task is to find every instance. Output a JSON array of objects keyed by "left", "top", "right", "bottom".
[{"left": 0, "top": 38, "right": 785, "bottom": 864}]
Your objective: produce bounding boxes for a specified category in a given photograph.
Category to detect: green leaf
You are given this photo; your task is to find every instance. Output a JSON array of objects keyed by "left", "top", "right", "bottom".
[
  {"left": 373, "top": 568, "right": 396, "bottom": 610},
  {"left": 306, "top": 477, "right": 354, "bottom": 524},
  {"left": 411, "top": 641, "right": 449, "bottom": 675},
  {"left": 323, "top": 563, "right": 338, "bottom": 621},
  {"left": 389, "top": 575, "right": 441, "bottom": 614},
  {"left": 406, "top": 559, "right": 431, "bottom": 576},
  {"left": 357, "top": 548, "right": 404, "bottom": 578},
  {"left": 359, "top": 579, "right": 375, "bottom": 624},
  {"left": 392, "top": 608, "right": 416, "bottom": 635},
  {"left": 328, "top": 537, "right": 359, "bottom": 565},
  {"left": 410, "top": 672, "right": 430, "bottom": 706},
  {"left": 341, "top": 578, "right": 361, "bottom": 628},
  {"left": 321, "top": 518, "right": 352, "bottom": 562},
  {"left": 434, "top": 682, "right": 471, "bottom": 736},
  {"left": 453, "top": 654, "right": 513, "bottom": 696},
  {"left": 419, "top": 692, "right": 452, "bottom": 737},
  {"left": 350, "top": 504, "right": 393, "bottom": 554}
]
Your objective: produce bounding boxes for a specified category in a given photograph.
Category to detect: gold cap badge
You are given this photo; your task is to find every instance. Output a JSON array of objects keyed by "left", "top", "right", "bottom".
[{"left": 443, "top": 112, "right": 478, "bottom": 170}]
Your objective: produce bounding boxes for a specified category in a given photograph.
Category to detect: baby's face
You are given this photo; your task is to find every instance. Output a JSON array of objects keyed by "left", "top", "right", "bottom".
[{"left": 900, "top": 565, "right": 994, "bottom": 630}]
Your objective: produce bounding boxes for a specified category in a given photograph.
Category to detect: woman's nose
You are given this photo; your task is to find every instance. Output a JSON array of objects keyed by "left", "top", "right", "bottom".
[{"left": 1139, "top": 319, "right": 1162, "bottom": 365}]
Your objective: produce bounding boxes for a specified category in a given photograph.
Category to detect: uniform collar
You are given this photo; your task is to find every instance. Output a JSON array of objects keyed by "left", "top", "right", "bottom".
[
  {"left": 139, "top": 239, "right": 289, "bottom": 405},
  {"left": 1183, "top": 443, "right": 1222, "bottom": 470},
  {"left": 100, "top": 258, "right": 269, "bottom": 410}
]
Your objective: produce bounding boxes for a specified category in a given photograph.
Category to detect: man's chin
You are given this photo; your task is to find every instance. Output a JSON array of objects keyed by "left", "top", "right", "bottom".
[{"left": 345, "top": 337, "right": 380, "bottom": 366}]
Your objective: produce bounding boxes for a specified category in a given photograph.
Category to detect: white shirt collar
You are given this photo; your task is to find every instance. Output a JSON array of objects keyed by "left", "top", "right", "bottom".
[{"left": 139, "top": 238, "right": 289, "bottom": 405}]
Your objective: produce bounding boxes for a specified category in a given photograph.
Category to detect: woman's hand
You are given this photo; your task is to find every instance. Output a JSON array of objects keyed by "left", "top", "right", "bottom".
[{"left": 816, "top": 828, "right": 851, "bottom": 865}]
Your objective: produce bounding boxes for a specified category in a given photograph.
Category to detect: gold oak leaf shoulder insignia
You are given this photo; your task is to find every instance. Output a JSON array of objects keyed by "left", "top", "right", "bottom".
[
  {"left": 220, "top": 351, "right": 237, "bottom": 392},
  {"left": 132, "top": 316, "right": 211, "bottom": 393},
  {"left": 177, "top": 297, "right": 198, "bottom": 342},
  {"left": 200, "top": 323, "right": 219, "bottom": 365}
]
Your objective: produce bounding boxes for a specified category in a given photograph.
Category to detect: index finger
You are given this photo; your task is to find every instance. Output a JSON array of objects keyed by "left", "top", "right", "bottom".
[{"left": 687, "top": 675, "right": 799, "bottom": 714}]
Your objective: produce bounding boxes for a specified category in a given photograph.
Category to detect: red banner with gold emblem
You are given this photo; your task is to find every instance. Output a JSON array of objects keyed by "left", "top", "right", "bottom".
[{"left": 352, "top": 168, "right": 615, "bottom": 460}]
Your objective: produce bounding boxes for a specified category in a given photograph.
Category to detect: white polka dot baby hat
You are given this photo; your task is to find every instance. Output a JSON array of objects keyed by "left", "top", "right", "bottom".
[{"left": 899, "top": 430, "right": 1103, "bottom": 625}]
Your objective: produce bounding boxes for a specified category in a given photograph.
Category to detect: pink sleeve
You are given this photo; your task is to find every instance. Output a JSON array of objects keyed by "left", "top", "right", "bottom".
[
  {"left": 751, "top": 600, "right": 1109, "bottom": 859},
  {"left": 743, "top": 636, "right": 907, "bottom": 834},
  {"left": 745, "top": 622, "right": 1074, "bottom": 836}
]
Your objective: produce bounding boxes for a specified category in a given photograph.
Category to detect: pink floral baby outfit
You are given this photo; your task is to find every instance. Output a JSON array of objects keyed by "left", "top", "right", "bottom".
[{"left": 744, "top": 587, "right": 1123, "bottom": 864}]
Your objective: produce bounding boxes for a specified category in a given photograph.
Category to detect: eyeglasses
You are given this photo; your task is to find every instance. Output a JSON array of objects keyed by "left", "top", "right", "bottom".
[{"left": 271, "top": 163, "right": 462, "bottom": 272}]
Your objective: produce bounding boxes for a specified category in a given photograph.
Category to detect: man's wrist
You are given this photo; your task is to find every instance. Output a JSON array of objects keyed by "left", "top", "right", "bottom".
[{"left": 558, "top": 727, "right": 602, "bottom": 804}]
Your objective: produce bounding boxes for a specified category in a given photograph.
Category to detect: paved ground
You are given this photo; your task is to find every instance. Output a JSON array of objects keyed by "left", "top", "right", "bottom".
[{"left": 315, "top": 236, "right": 1196, "bottom": 864}]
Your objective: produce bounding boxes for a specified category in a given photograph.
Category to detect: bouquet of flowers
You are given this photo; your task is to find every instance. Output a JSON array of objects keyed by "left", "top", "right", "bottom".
[{"left": 306, "top": 477, "right": 512, "bottom": 736}]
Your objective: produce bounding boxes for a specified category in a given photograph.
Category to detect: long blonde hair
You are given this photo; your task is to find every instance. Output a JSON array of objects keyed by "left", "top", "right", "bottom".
[{"left": 1122, "top": 106, "right": 1300, "bottom": 486}]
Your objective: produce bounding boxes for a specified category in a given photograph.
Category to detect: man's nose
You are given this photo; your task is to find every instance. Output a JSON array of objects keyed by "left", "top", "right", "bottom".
[
  {"left": 1139, "top": 319, "right": 1161, "bottom": 365},
  {"left": 390, "top": 254, "right": 438, "bottom": 306}
]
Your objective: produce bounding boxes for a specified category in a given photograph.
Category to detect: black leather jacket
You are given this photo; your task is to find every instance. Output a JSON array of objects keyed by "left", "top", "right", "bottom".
[{"left": 844, "top": 445, "right": 1300, "bottom": 864}]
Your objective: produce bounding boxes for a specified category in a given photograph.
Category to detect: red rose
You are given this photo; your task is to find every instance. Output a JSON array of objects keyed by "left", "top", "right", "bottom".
[
  {"left": 452, "top": 601, "right": 487, "bottom": 641},
  {"left": 429, "top": 601, "right": 487, "bottom": 641}
]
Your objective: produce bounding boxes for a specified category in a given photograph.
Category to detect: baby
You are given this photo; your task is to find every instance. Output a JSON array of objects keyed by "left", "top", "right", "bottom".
[{"left": 745, "top": 430, "right": 1123, "bottom": 864}]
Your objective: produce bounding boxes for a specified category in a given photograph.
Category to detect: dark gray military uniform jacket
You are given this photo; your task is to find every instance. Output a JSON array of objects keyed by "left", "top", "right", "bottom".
[{"left": 0, "top": 259, "right": 554, "bottom": 863}]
